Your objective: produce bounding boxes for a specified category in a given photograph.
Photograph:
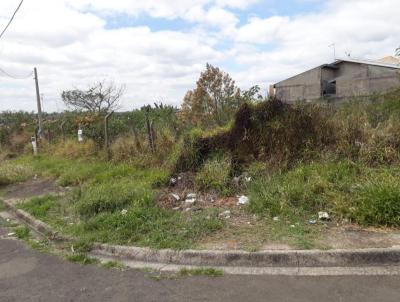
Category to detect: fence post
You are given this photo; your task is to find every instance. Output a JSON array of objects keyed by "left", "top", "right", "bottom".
[
  {"left": 104, "top": 111, "right": 114, "bottom": 159},
  {"left": 145, "top": 111, "right": 155, "bottom": 153},
  {"left": 60, "top": 121, "right": 66, "bottom": 141}
]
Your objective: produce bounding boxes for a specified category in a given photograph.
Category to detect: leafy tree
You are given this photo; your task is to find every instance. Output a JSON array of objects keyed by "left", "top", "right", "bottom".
[
  {"left": 180, "top": 64, "right": 246, "bottom": 127},
  {"left": 61, "top": 80, "right": 125, "bottom": 113}
]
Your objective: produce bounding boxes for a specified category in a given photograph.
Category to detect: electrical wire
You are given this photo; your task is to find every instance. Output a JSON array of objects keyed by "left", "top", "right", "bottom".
[
  {"left": 0, "top": 66, "right": 32, "bottom": 79},
  {"left": 0, "top": 0, "right": 25, "bottom": 41}
]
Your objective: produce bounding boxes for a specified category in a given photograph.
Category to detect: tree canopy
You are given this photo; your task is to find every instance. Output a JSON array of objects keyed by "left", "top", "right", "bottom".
[
  {"left": 61, "top": 80, "right": 125, "bottom": 113},
  {"left": 180, "top": 63, "right": 262, "bottom": 127}
]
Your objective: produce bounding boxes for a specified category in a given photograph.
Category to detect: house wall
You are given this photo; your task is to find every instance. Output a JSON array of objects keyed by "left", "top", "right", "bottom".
[
  {"left": 274, "top": 61, "right": 400, "bottom": 103},
  {"left": 274, "top": 67, "right": 322, "bottom": 102},
  {"left": 335, "top": 62, "right": 400, "bottom": 98}
]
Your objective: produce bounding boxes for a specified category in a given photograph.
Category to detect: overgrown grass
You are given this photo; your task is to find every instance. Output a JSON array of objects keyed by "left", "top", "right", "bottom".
[
  {"left": 13, "top": 155, "right": 168, "bottom": 187},
  {"left": 249, "top": 160, "right": 400, "bottom": 227},
  {"left": 72, "top": 207, "right": 223, "bottom": 249},
  {"left": 75, "top": 180, "right": 153, "bottom": 217},
  {"left": 195, "top": 155, "right": 233, "bottom": 196},
  {"left": 0, "top": 161, "right": 33, "bottom": 186},
  {"left": 11, "top": 155, "right": 224, "bottom": 250},
  {"left": 18, "top": 195, "right": 60, "bottom": 220}
]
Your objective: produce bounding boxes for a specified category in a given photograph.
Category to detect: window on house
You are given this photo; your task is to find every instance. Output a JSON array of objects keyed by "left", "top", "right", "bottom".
[{"left": 323, "top": 80, "right": 336, "bottom": 96}]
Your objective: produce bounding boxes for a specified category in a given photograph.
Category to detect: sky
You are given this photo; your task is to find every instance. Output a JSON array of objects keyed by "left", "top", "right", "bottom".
[{"left": 0, "top": 0, "right": 399, "bottom": 112}]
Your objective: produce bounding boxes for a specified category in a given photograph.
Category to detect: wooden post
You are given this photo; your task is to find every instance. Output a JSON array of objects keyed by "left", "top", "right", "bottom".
[
  {"left": 104, "top": 111, "right": 114, "bottom": 159},
  {"left": 145, "top": 110, "right": 155, "bottom": 153},
  {"left": 60, "top": 121, "right": 66, "bottom": 141}
]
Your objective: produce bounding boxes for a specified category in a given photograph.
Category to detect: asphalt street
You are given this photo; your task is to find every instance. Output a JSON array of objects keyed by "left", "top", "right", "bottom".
[{"left": 1, "top": 238, "right": 400, "bottom": 302}]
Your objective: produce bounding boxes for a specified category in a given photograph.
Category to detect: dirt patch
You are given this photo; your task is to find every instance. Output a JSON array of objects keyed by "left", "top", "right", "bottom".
[
  {"left": 319, "top": 224, "right": 400, "bottom": 249},
  {"left": 3, "top": 179, "right": 65, "bottom": 200}
]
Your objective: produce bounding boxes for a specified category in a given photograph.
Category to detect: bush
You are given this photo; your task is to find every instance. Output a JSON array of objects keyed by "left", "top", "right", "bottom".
[
  {"left": 195, "top": 155, "right": 233, "bottom": 196},
  {"left": 175, "top": 99, "right": 335, "bottom": 172}
]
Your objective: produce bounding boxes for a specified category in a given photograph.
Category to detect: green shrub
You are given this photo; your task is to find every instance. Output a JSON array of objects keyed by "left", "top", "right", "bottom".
[
  {"left": 174, "top": 128, "right": 207, "bottom": 172},
  {"left": 195, "top": 155, "right": 232, "bottom": 195}
]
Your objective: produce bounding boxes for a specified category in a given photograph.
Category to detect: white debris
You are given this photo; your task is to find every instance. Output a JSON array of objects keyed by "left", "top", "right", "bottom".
[
  {"left": 290, "top": 225, "right": 295, "bottom": 228},
  {"left": 244, "top": 176, "right": 252, "bottom": 182},
  {"left": 170, "top": 178, "right": 177, "bottom": 185},
  {"left": 219, "top": 210, "right": 231, "bottom": 219},
  {"left": 237, "top": 195, "right": 249, "bottom": 205},
  {"left": 178, "top": 176, "right": 182, "bottom": 181},
  {"left": 309, "top": 219, "right": 317, "bottom": 225},
  {"left": 185, "top": 193, "right": 197, "bottom": 204},
  {"left": 33, "top": 174, "right": 38, "bottom": 180},
  {"left": 185, "top": 208, "right": 191, "bottom": 212},
  {"left": 273, "top": 216, "right": 280, "bottom": 222},
  {"left": 171, "top": 193, "right": 180, "bottom": 201},
  {"left": 172, "top": 207, "right": 180, "bottom": 211},
  {"left": 121, "top": 209, "right": 128, "bottom": 216},
  {"left": 318, "top": 211, "right": 330, "bottom": 220},
  {"left": 7, "top": 232, "right": 15, "bottom": 237}
]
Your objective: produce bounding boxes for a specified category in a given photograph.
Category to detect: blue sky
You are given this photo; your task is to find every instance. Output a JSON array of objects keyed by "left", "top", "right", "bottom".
[
  {"left": 104, "top": 1, "right": 324, "bottom": 32},
  {"left": 0, "top": 0, "right": 399, "bottom": 111}
]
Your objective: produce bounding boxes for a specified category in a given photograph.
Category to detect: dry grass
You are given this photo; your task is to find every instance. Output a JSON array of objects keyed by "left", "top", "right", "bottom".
[{"left": 52, "top": 139, "right": 97, "bottom": 159}]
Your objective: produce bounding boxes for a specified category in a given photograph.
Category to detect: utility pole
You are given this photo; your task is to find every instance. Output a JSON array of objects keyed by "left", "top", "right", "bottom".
[{"left": 34, "top": 67, "right": 43, "bottom": 138}]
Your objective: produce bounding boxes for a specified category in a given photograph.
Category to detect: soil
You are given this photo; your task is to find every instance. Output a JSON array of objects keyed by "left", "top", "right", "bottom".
[
  {"left": 2, "top": 178, "right": 66, "bottom": 201},
  {"left": 319, "top": 224, "right": 400, "bottom": 249}
]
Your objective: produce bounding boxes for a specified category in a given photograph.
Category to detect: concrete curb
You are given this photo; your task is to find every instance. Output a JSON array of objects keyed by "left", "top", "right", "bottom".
[
  {"left": 3, "top": 198, "right": 400, "bottom": 272},
  {"left": 91, "top": 243, "right": 400, "bottom": 268},
  {"left": 2, "top": 199, "right": 67, "bottom": 241}
]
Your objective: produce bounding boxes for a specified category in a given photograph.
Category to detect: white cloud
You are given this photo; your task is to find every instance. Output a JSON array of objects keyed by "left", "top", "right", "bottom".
[
  {"left": 230, "top": 0, "right": 400, "bottom": 91},
  {"left": 0, "top": 0, "right": 399, "bottom": 112}
]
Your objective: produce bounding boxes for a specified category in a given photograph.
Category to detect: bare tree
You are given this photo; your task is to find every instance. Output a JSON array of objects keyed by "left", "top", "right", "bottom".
[
  {"left": 396, "top": 46, "right": 400, "bottom": 57},
  {"left": 61, "top": 80, "right": 125, "bottom": 113}
]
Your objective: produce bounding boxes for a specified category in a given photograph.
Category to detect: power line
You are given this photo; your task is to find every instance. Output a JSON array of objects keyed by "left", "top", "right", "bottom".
[
  {"left": 0, "top": 0, "right": 25, "bottom": 41},
  {"left": 0, "top": 66, "right": 33, "bottom": 79}
]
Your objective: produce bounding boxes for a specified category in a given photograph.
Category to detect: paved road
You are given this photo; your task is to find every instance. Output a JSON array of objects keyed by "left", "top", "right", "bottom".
[{"left": 0, "top": 239, "right": 399, "bottom": 302}]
